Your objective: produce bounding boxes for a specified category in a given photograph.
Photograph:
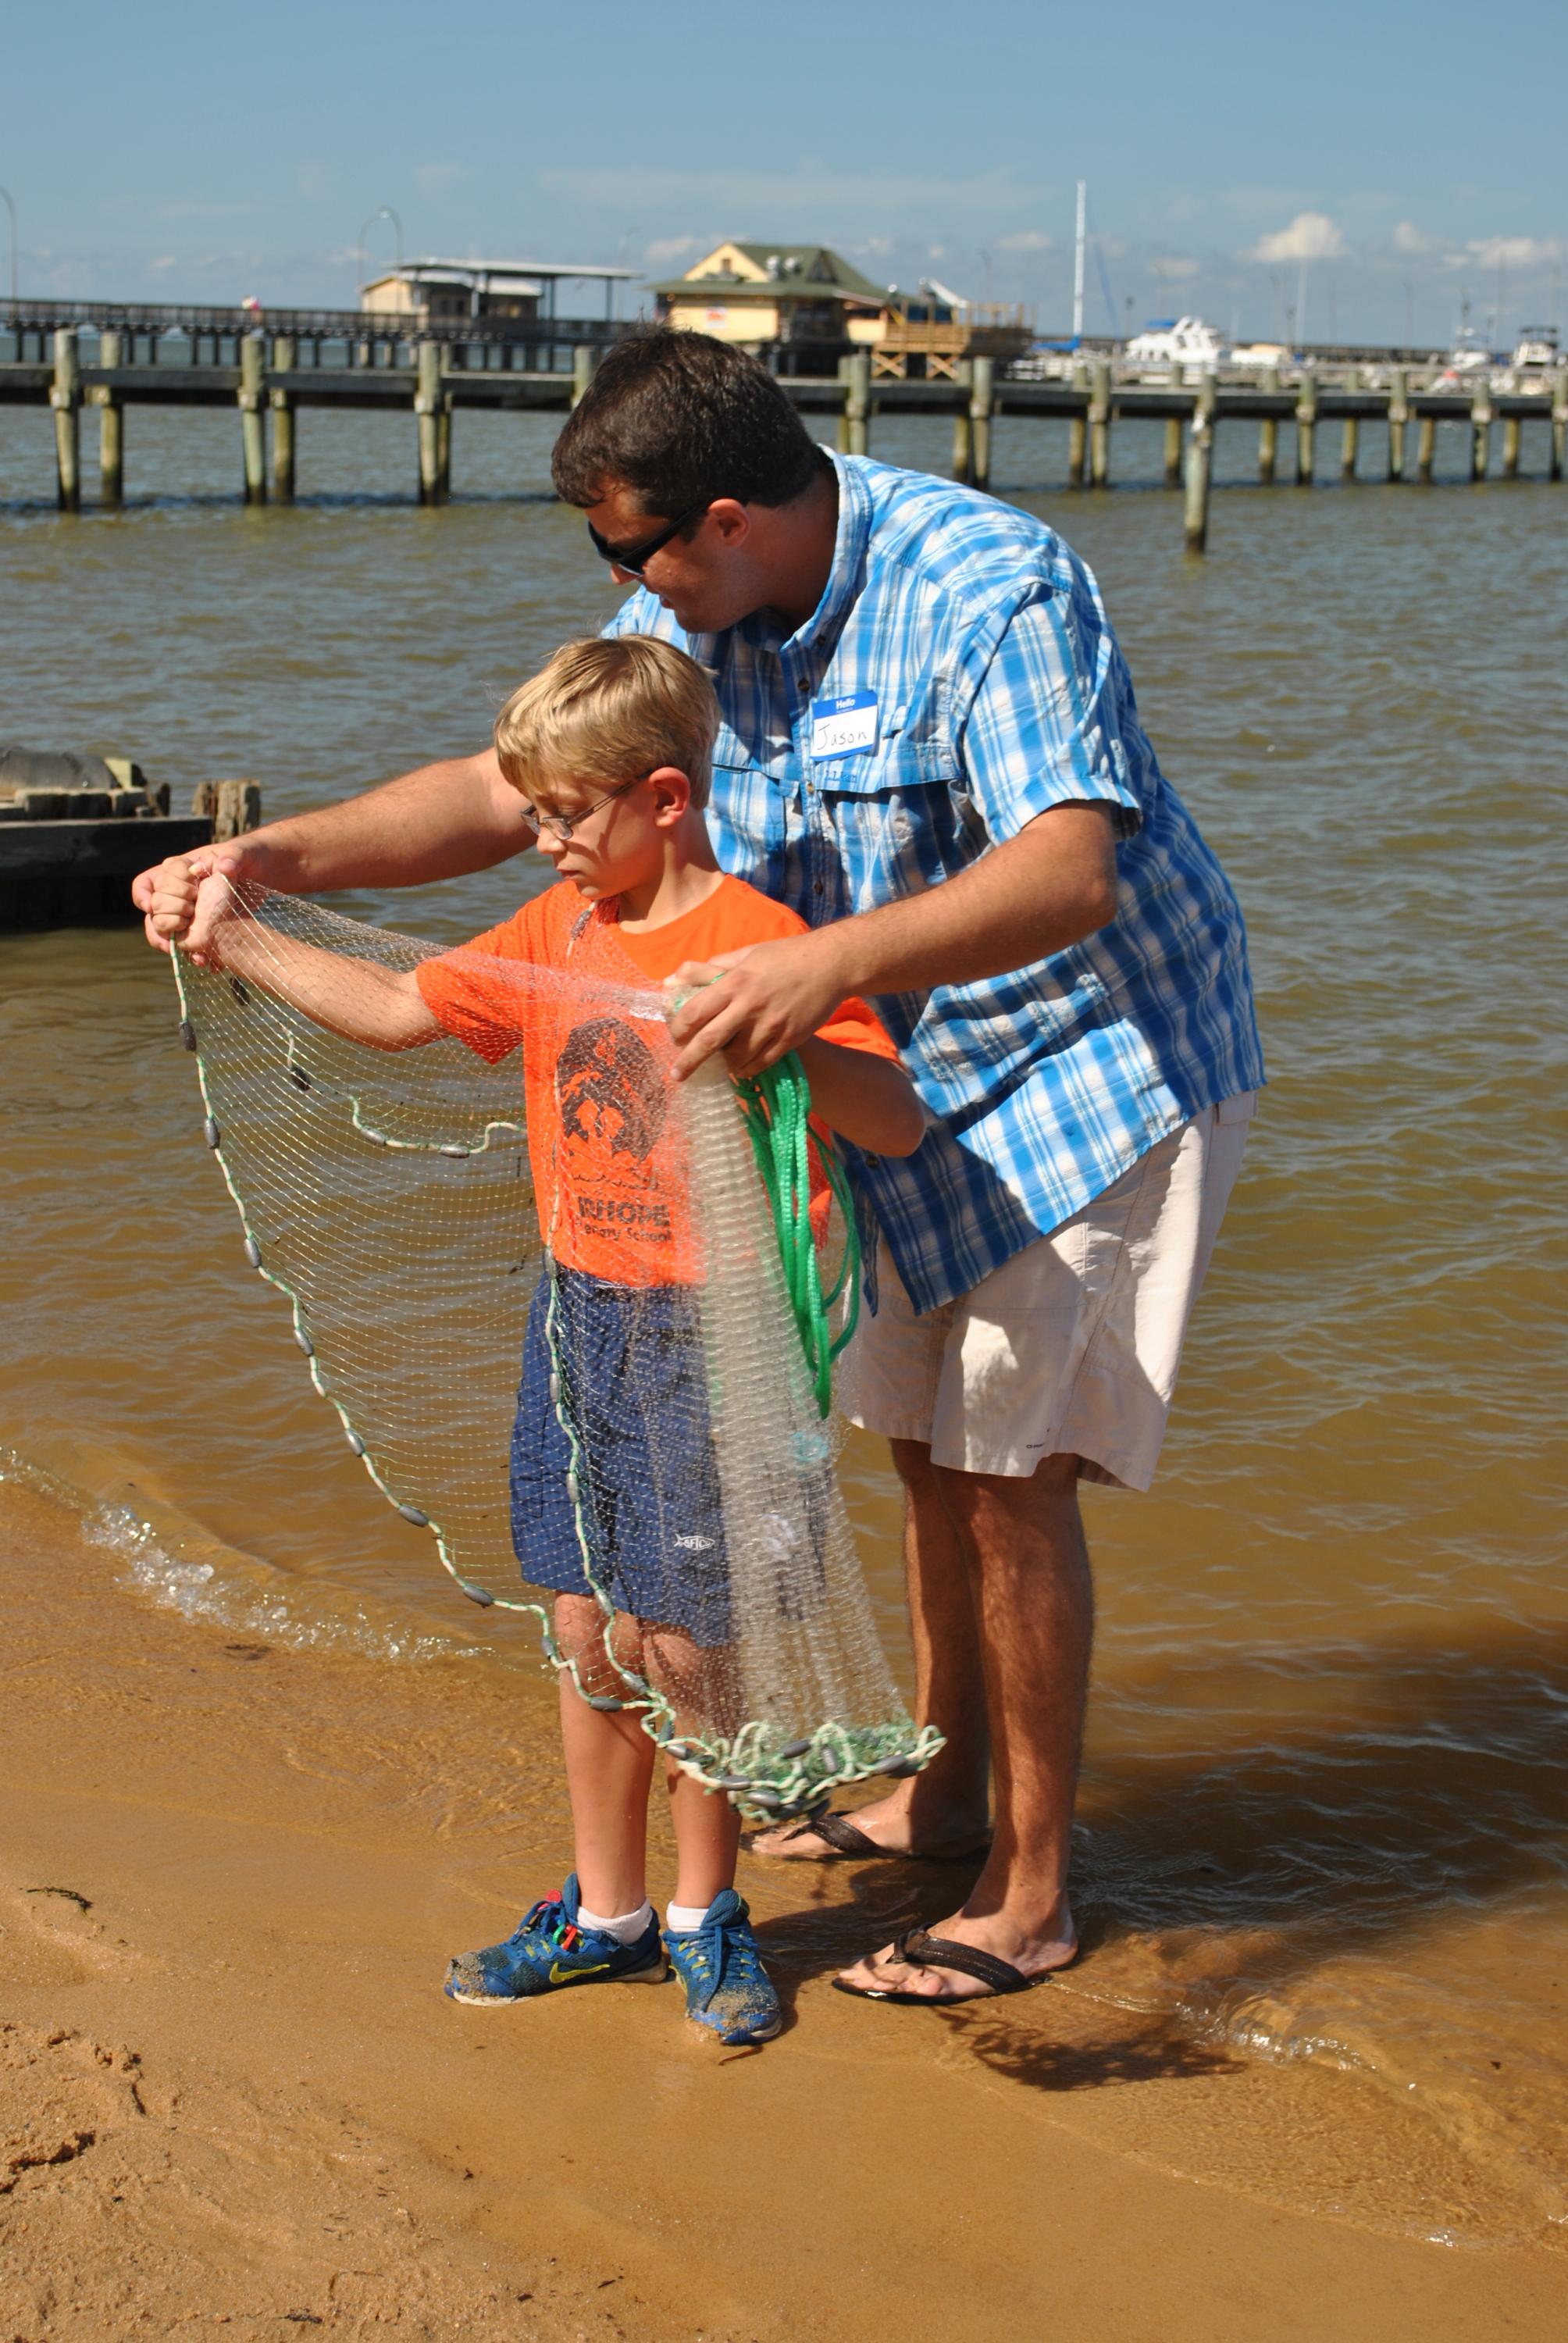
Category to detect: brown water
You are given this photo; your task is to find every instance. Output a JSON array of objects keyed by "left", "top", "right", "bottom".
[{"left": 2, "top": 406, "right": 1566, "bottom": 2245}]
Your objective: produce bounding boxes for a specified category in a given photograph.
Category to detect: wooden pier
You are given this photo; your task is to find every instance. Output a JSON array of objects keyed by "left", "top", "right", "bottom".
[
  {"left": 4, "top": 326, "right": 1566, "bottom": 553},
  {"left": 0, "top": 758, "right": 261, "bottom": 928}
]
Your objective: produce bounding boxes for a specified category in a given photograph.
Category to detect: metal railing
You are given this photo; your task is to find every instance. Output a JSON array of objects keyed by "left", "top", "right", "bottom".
[{"left": 0, "top": 296, "right": 633, "bottom": 350}]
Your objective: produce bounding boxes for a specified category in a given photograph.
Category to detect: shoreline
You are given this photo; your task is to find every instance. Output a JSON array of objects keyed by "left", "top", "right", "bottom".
[{"left": 3, "top": 1469, "right": 1565, "bottom": 2341}]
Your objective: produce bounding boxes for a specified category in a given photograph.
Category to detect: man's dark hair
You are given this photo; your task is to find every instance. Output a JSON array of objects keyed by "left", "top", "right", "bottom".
[{"left": 551, "top": 330, "right": 821, "bottom": 517}]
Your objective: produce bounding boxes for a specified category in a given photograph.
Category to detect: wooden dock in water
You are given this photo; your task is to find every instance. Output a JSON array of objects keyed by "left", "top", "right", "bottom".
[{"left": 4, "top": 326, "right": 1566, "bottom": 554}]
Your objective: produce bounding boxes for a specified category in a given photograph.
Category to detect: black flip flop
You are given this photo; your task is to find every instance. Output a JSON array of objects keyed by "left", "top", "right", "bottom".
[
  {"left": 757, "top": 1810, "right": 992, "bottom": 1865},
  {"left": 830, "top": 1925, "right": 1077, "bottom": 2005}
]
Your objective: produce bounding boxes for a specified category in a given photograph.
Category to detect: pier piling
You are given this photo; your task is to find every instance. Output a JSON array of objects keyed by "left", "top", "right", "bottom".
[
  {"left": 1470, "top": 376, "right": 1491, "bottom": 482},
  {"left": 95, "top": 328, "right": 123, "bottom": 506},
  {"left": 1552, "top": 370, "right": 1567, "bottom": 482},
  {"left": 571, "top": 344, "right": 598, "bottom": 408},
  {"left": 51, "top": 329, "right": 80, "bottom": 511},
  {"left": 1388, "top": 369, "right": 1408, "bottom": 481},
  {"left": 436, "top": 397, "right": 452, "bottom": 498},
  {"left": 1417, "top": 411, "right": 1437, "bottom": 482},
  {"left": 1258, "top": 365, "right": 1279, "bottom": 483},
  {"left": 1295, "top": 371, "right": 1317, "bottom": 485},
  {"left": 1184, "top": 374, "right": 1215, "bottom": 554},
  {"left": 1502, "top": 412, "right": 1520, "bottom": 479},
  {"left": 1067, "top": 358, "right": 1087, "bottom": 487},
  {"left": 831, "top": 352, "right": 873, "bottom": 458},
  {"left": 950, "top": 359, "right": 973, "bottom": 483},
  {"left": 1089, "top": 358, "right": 1111, "bottom": 487},
  {"left": 969, "top": 355, "right": 994, "bottom": 493},
  {"left": 1340, "top": 413, "right": 1359, "bottom": 482},
  {"left": 270, "top": 335, "right": 296, "bottom": 502},
  {"left": 238, "top": 333, "right": 266, "bottom": 505},
  {"left": 415, "top": 340, "right": 444, "bottom": 505},
  {"left": 1164, "top": 414, "right": 1183, "bottom": 488}
]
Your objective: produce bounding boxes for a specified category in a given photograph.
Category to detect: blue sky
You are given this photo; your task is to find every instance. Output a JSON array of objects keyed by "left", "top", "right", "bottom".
[{"left": 5, "top": 0, "right": 1564, "bottom": 344}]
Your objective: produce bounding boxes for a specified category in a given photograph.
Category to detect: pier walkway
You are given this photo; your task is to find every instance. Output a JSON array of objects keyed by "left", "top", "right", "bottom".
[{"left": 3, "top": 329, "right": 1564, "bottom": 553}]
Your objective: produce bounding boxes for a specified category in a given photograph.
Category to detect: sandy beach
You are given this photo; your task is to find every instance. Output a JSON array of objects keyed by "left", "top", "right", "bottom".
[{"left": 4, "top": 1467, "right": 1563, "bottom": 2342}]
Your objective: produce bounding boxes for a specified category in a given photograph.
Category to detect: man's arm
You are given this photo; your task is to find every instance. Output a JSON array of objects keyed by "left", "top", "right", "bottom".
[
  {"left": 134, "top": 747, "right": 532, "bottom": 958},
  {"left": 667, "top": 802, "right": 1118, "bottom": 1082}
]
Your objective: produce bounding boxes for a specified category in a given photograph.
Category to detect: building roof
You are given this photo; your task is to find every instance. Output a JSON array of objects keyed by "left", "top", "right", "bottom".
[
  {"left": 363, "top": 256, "right": 637, "bottom": 291},
  {"left": 651, "top": 242, "right": 894, "bottom": 306}
]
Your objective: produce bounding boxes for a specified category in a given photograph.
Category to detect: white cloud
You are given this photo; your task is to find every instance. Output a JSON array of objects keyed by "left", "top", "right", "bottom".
[
  {"left": 1251, "top": 211, "right": 1345, "bottom": 262},
  {"left": 1462, "top": 234, "right": 1559, "bottom": 270},
  {"left": 995, "top": 229, "right": 1052, "bottom": 252},
  {"left": 1392, "top": 220, "right": 1434, "bottom": 254},
  {"left": 1151, "top": 255, "right": 1199, "bottom": 280},
  {"left": 644, "top": 234, "right": 700, "bottom": 266},
  {"left": 415, "top": 162, "right": 467, "bottom": 197}
]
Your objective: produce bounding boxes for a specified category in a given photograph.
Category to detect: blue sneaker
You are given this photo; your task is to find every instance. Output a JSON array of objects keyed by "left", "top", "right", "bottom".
[
  {"left": 663, "top": 1891, "right": 782, "bottom": 2045},
  {"left": 444, "top": 1873, "right": 665, "bottom": 2006}
]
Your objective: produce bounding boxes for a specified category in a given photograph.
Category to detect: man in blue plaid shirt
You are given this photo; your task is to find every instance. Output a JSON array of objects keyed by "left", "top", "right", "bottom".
[{"left": 139, "top": 333, "right": 1261, "bottom": 2009}]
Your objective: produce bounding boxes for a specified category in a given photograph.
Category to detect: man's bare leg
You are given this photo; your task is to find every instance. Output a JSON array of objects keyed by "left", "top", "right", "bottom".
[
  {"left": 836, "top": 1451, "right": 1089, "bottom": 1996},
  {"left": 752, "top": 1437, "right": 991, "bottom": 1857}
]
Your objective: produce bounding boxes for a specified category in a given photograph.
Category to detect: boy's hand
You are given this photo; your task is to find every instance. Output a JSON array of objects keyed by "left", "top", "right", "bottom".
[
  {"left": 135, "top": 840, "right": 264, "bottom": 959},
  {"left": 140, "top": 847, "right": 248, "bottom": 965}
]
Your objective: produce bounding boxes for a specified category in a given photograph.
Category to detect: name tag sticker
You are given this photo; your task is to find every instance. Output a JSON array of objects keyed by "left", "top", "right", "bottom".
[{"left": 811, "top": 690, "right": 878, "bottom": 760}]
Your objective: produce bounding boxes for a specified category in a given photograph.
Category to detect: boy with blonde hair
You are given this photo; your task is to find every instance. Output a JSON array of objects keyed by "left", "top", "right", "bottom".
[{"left": 156, "top": 635, "right": 922, "bottom": 2045}]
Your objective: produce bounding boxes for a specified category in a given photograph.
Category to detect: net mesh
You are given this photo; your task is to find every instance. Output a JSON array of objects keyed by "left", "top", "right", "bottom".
[{"left": 173, "top": 882, "right": 939, "bottom": 1817}]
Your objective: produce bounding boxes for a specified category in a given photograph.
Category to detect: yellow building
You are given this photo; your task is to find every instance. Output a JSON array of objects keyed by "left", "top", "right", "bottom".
[{"left": 651, "top": 243, "right": 895, "bottom": 362}]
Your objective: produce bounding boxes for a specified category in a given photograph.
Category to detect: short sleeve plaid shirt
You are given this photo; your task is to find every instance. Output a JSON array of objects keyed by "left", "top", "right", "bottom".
[{"left": 604, "top": 452, "right": 1264, "bottom": 1315}]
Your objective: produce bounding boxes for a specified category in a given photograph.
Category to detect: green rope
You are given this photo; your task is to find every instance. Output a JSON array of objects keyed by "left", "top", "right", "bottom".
[{"left": 733, "top": 1053, "right": 860, "bottom": 1418}]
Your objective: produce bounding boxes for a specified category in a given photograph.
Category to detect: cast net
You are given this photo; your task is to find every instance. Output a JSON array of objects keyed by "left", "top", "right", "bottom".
[{"left": 173, "top": 880, "right": 939, "bottom": 1818}]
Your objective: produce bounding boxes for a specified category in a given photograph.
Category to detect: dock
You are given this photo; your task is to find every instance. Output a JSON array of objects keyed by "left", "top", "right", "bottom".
[
  {"left": 4, "top": 308, "right": 1566, "bottom": 554},
  {"left": 0, "top": 763, "right": 261, "bottom": 929}
]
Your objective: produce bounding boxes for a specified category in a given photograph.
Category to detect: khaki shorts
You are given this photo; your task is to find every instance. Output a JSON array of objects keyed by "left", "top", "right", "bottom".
[{"left": 839, "top": 1095, "right": 1255, "bottom": 1489}]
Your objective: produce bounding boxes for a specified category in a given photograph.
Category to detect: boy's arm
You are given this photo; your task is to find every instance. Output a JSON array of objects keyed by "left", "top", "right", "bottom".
[
  {"left": 793, "top": 1036, "right": 926, "bottom": 1157},
  {"left": 188, "top": 877, "right": 442, "bottom": 1054}
]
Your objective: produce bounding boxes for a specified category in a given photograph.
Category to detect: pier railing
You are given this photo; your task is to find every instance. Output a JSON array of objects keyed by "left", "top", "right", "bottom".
[
  {"left": 1, "top": 298, "right": 629, "bottom": 358},
  {"left": 3, "top": 333, "right": 1564, "bottom": 551}
]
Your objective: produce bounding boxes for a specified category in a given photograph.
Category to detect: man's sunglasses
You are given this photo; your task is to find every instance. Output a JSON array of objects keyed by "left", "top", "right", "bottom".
[{"left": 586, "top": 501, "right": 709, "bottom": 578}]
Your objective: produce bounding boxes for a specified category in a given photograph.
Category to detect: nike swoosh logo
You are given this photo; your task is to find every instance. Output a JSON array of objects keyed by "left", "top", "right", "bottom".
[{"left": 549, "top": 1960, "right": 612, "bottom": 1985}]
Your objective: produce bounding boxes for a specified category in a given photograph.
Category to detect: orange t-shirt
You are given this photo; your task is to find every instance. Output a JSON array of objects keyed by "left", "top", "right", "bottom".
[{"left": 414, "top": 875, "right": 901, "bottom": 1287}]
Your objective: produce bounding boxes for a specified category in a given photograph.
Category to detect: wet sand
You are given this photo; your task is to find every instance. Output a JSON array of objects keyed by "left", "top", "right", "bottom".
[{"left": 4, "top": 1473, "right": 1563, "bottom": 2342}]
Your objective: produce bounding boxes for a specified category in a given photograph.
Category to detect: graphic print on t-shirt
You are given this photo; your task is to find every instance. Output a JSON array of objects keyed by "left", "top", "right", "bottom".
[
  {"left": 555, "top": 1014, "right": 676, "bottom": 1264},
  {"left": 556, "top": 1016, "right": 666, "bottom": 1162}
]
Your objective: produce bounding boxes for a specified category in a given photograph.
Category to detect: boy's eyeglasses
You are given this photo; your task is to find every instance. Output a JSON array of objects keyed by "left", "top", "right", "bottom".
[
  {"left": 586, "top": 501, "right": 709, "bottom": 577},
  {"left": 529, "top": 771, "right": 654, "bottom": 843}
]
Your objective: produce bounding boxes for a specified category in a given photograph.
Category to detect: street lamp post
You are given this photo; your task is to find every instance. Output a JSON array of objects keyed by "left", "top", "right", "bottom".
[{"left": 355, "top": 205, "right": 404, "bottom": 301}]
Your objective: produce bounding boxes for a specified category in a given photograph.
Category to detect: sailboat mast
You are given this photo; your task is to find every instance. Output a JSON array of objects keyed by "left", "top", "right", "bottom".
[{"left": 1073, "top": 180, "right": 1086, "bottom": 342}]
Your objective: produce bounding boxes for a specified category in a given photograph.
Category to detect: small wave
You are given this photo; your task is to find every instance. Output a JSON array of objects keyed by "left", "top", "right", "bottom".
[{"left": 0, "top": 1446, "right": 478, "bottom": 1667}]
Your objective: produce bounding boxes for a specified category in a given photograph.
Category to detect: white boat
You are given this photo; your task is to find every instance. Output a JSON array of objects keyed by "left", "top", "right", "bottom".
[
  {"left": 1124, "top": 316, "right": 1229, "bottom": 382},
  {"left": 1434, "top": 327, "right": 1494, "bottom": 388},
  {"left": 1484, "top": 327, "right": 1560, "bottom": 395}
]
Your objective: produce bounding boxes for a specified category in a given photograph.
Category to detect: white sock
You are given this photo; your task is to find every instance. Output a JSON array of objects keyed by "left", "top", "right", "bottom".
[
  {"left": 576, "top": 1899, "right": 654, "bottom": 1945},
  {"left": 665, "top": 1899, "right": 712, "bottom": 1934}
]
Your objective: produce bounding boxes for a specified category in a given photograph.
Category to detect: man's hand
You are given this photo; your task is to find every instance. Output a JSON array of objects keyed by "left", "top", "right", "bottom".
[
  {"left": 135, "top": 841, "right": 265, "bottom": 962},
  {"left": 667, "top": 928, "right": 850, "bottom": 1081}
]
